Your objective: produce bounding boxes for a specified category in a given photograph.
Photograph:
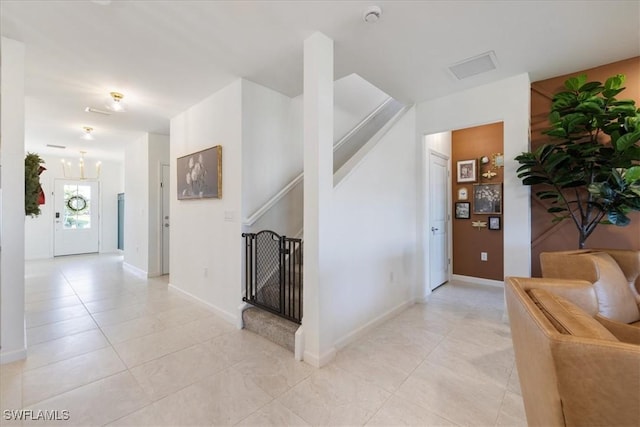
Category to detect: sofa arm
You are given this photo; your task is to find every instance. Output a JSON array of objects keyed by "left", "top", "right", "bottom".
[
  {"left": 552, "top": 337, "right": 640, "bottom": 427},
  {"left": 595, "top": 314, "right": 640, "bottom": 345},
  {"left": 512, "top": 277, "right": 599, "bottom": 316}
]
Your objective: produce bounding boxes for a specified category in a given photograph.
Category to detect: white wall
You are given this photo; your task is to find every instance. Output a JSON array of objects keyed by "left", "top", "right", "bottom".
[
  {"left": 1, "top": 37, "right": 26, "bottom": 363},
  {"left": 334, "top": 73, "right": 390, "bottom": 142},
  {"left": 170, "top": 80, "right": 243, "bottom": 322},
  {"left": 24, "top": 154, "right": 123, "bottom": 260},
  {"left": 416, "top": 73, "right": 531, "bottom": 293},
  {"left": 124, "top": 135, "right": 150, "bottom": 273},
  {"left": 241, "top": 80, "right": 300, "bottom": 221},
  {"left": 147, "top": 133, "right": 170, "bottom": 277},
  {"left": 328, "top": 107, "right": 418, "bottom": 346}
]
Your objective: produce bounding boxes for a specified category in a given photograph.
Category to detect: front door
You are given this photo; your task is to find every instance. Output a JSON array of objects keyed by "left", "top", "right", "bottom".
[
  {"left": 54, "top": 179, "right": 100, "bottom": 256},
  {"left": 429, "top": 152, "right": 449, "bottom": 290}
]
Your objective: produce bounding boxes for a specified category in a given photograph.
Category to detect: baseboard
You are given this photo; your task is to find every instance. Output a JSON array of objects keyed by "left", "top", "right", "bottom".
[
  {"left": 123, "top": 262, "right": 148, "bottom": 278},
  {"left": 452, "top": 274, "right": 504, "bottom": 288},
  {"left": 294, "top": 326, "right": 304, "bottom": 361},
  {"left": 167, "top": 283, "right": 237, "bottom": 325},
  {"left": 303, "top": 347, "right": 336, "bottom": 368},
  {"left": 333, "top": 299, "right": 414, "bottom": 350},
  {"left": 237, "top": 302, "right": 251, "bottom": 330},
  {"left": 1, "top": 347, "right": 27, "bottom": 364}
]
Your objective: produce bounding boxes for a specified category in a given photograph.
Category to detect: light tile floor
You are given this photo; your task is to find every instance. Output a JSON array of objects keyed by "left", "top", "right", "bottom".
[{"left": 1, "top": 254, "right": 526, "bottom": 426}]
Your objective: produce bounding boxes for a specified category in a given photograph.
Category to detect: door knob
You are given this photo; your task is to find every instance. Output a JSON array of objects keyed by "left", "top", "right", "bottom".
[
  {"left": 164, "top": 223, "right": 170, "bottom": 227},
  {"left": 431, "top": 227, "right": 438, "bottom": 232}
]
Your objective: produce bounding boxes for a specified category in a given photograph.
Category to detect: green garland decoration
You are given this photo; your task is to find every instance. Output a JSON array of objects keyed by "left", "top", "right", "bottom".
[{"left": 25, "top": 152, "right": 45, "bottom": 217}]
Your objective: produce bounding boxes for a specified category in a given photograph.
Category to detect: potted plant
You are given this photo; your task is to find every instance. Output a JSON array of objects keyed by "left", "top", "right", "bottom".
[{"left": 516, "top": 74, "right": 640, "bottom": 248}]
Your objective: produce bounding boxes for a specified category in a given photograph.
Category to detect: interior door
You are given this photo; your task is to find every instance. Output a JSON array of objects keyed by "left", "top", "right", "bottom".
[
  {"left": 161, "top": 164, "right": 170, "bottom": 275},
  {"left": 429, "top": 152, "right": 449, "bottom": 290},
  {"left": 54, "top": 179, "right": 100, "bottom": 256}
]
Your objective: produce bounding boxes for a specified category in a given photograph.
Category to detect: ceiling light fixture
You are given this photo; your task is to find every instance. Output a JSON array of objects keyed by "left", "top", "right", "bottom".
[
  {"left": 81, "top": 126, "right": 94, "bottom": 140},
  {"left": 106, "top": 91, "right": 126, "bottom": 112},
  {"left": 363, "top": 6, "right": 382, "bottom": 23},
  {"left": 61, "top": 151, "right": 101, "bottom": 181}
]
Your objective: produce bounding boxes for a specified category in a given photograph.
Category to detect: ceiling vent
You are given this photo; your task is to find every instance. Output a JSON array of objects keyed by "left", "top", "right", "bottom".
[
  {"left": 85, "top": 107, "right": 112, "bottom": 116},
  {"left": 448, "top": 51, "right": 498, "bottom": 80},
  {"left": 46, "top": 144, "right": 66, "bottom": 149}
]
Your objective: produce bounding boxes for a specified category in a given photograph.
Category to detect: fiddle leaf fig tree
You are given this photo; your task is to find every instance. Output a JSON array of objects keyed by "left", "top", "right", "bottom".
[{"left": 516, "top": 74, "right": 640, "bottom": 248}]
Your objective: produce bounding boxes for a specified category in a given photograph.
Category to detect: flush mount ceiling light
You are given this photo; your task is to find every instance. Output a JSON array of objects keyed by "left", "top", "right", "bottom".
[
  {"left": 81, "top": 126, "right": 94, "bottom": 140},
  {"left": 448, "top": 51, "right": 498, "bottom": 80},
  {"left": 106, "top": 91, "right": 126, "bottom": 112},
  {"left": 363, "top": 6, "right": 382, "bottom": 23}
]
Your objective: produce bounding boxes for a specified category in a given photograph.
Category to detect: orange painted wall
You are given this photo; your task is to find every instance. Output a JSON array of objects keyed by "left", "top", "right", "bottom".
[
  {"left": 452, "top": 122, "right": 504, "bottom": 281},
  {"left": 530, "top": 57, "right": 640, "bottom": 276}
]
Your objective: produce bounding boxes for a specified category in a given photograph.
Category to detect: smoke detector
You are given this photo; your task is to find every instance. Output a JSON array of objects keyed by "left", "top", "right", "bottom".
[{"left": 363, "top": 6, "right": 382, "bottom": 23}]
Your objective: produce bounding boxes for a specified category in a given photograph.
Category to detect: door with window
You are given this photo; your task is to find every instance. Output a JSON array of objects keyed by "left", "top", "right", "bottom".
[{"left": 54, "top": 180, "right": 100, "bottom": 256}]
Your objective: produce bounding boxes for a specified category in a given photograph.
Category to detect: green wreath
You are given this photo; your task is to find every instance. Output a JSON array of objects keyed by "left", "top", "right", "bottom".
[{"left": 67, "top": 195, "right": 87, "bottom": 212}]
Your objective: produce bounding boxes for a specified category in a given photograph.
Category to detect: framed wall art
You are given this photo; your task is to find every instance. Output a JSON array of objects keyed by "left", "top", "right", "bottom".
[
  {"left": 455, "top": 202, "right": 471, "bottom": 219},
  {"left": 473, "top": 183, "right": 502, "bottom": 214},
  {"left": 177, "top": 145, "right": 222, "bottom": 200},
  {"left": 489, "top": 216, "right": 501, "bottom": 230},
  {"left": 456, "top": 159, "right": 477, "bottom": 183}
]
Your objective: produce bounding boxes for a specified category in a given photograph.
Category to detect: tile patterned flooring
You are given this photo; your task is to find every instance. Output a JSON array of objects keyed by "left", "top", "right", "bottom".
[{"left": 1, "top": 254, "right": 526, "bottom": 426}]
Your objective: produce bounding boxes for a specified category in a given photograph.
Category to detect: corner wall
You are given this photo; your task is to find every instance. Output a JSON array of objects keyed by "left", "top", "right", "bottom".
[
  {"left": 169, "top": 80, "right": 243, "bottom": 322},
  {"left": 416, "top": 73, "right": 531, "bottom": 290},
  {"left": 1, "top": 37, "right": 26, "bottom": 363}
]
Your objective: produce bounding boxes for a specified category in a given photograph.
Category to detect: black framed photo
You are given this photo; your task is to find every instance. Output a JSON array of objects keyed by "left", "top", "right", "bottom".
[
  {"left": 473, "top": 183, "right": 502, "bottom": 214},
  {"left": 489, "top": 216, "right": 501, "bottom": 230},
  {"left": 455, "top": 202, "right": 471, "bottom": 219},
  {"left": 177, "top": 145, "right": 222, "bottom": 200}
]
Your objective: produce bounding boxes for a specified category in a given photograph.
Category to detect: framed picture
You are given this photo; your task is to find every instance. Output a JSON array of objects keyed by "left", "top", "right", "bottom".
[
  {"left": 457, "top": 159, "right": 477, "bottom": 183},
  {"left": 457, "top": 187, "right": 468, "bottom": 201},
  {"left": 473, "top": 183, "right": 502, "bottom": 214},
  {"left": 455, "top": 202, "right": 471, "bottom": 219},
  {"left": 489, "top": 216, "right": 501, "bottom": 230},
  {"left": 177, "top": 145, "right": 222, "bottom": 200}
]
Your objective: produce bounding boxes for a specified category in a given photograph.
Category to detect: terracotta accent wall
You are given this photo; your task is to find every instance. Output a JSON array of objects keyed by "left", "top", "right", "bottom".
[
  {"left": 530, "top": 57, "right": 640, "bottom": 276},
  {"left": 452, "top": 122, "right": 504, "bottom": 281}
]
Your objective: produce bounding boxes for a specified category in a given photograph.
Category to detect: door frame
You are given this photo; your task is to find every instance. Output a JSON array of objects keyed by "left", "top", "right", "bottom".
[{"left": 428, "top": 149, "right": 451, "bottom": 291}]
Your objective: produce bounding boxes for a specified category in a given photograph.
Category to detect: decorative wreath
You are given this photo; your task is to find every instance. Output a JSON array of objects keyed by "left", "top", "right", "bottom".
[{"left": 67, "top": 195, "right": 87, "bottom": 212}]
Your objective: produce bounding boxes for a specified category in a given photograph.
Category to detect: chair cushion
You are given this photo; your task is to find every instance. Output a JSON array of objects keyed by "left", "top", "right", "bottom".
[
  {"left": 589, "top": 252, "right": 640, "bottom": 324},
  {"left": 528, "top": 289, "right": 618, "bottom": 341}
]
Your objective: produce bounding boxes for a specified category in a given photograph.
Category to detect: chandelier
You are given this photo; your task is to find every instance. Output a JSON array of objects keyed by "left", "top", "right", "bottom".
[{"left": 61, "top": 151, "right": 101, "bottom": 180}]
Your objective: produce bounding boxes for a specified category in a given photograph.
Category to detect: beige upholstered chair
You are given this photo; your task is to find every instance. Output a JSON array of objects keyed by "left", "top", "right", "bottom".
[
  {"left": 540, "top": 249, "right": 640, "bottom": 343},
  {"left": 505, "top": 276, "right": 640, "bottom": 427}
]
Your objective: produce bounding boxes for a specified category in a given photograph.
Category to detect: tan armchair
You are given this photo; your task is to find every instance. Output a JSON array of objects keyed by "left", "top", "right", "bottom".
[
  {"left": 505, "top": 277, "right": 640, "bottom": 427},
  {"left": 540, "top": 249, "right": 640, "bottom": 343}
]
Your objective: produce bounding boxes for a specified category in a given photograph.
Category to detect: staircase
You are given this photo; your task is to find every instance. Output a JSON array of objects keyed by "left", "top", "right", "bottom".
[{"left": 241, "top": 95, "right": 408, "bottom": 355}]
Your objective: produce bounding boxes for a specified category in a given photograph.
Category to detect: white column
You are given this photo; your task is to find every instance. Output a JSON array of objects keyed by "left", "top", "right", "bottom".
[
  {"left": 1, "top": 37, "right": 27, "bottom": 363},
  {"left": 302, "top": 32, "right": 335, "bottom": 367}
]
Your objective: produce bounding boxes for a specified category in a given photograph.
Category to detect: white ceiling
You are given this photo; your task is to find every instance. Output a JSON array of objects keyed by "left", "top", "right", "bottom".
[{"left": 2, "top": 0, "right": 639, "bottom": 162}]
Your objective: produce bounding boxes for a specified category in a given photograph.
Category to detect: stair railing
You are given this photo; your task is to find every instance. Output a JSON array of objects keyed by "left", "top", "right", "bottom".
[{"left": 242, "top": 230, "right": 303, "bottom": 324}]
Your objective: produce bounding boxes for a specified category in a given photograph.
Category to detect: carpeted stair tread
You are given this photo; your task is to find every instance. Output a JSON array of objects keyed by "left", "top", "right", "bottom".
[{"left": 242, "top": 307, "right": 298, "bottom": 352}]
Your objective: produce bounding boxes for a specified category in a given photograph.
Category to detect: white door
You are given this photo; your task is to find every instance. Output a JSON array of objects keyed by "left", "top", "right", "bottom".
[
  {"left": 161, "top": 164, "right": 170, "bottom": 275},
  {"left": 54, "top": 179, "right": 100, "bottom": 256},
  {"left": 429, "top": 152, "right": 449, "bottom": 290}
]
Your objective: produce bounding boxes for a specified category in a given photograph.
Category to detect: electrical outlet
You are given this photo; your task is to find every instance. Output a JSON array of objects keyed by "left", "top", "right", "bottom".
[
  {"left": 203, "top": 267, "right": 208, "bottom": 278},
  {"left": 481, "top": 252, "right": 488, "bottom": 261},
  {"left": 389, "top": 271, "right": 394, "bottom": 282}
]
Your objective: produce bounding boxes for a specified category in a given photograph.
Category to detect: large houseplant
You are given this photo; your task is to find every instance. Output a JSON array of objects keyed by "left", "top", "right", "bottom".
[{"left": 516, "top": 74, "right": 640, "bottom": 248}]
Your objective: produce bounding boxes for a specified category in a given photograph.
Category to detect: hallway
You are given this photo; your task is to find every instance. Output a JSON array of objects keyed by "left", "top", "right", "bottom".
[{"left": 1, "top": 254, "right": 525, "bottom": 426}]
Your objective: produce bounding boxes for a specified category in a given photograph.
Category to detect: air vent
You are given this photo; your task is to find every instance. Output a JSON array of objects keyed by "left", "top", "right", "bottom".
[
  {"left": 448, "top": 51, "right": 498, "bottom": 80},
  {"left": 46, "top": 144, "right": 66, "bottom": 149},
  {"left": 85, "top": 107, "right": 112, "bottom": 116}
]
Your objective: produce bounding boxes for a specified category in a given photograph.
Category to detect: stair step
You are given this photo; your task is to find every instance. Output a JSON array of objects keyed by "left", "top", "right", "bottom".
[{"left": 242, "top": 307, "right": 299, "bottom": 352}]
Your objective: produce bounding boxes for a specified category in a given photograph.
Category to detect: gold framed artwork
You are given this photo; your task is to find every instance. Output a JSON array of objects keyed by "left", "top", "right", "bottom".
[{"left": 177, "top": 145, "right": 222, "bottom": 200}]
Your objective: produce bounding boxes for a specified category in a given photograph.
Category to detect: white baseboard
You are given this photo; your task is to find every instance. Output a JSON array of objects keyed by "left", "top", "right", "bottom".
[
  {"left": 333, "top": 299, "right": 414, "bottom": 350},
  {"left": 167, "top": 283, "right": 237, "bottom": 325},
  {"left": 236, "top": 302, "right": 251, "bottom": 330},
  {"left": 294, "top": 326, "right": 304, "bottom": 362},
  {"left": 303, "top": 347, "right": 336, "bottom": 368},
  {"left": 452, "top": 274, "right": 504, "bottom": 288},
  {"left": 123, "top": 262, "right": 148, "bottom": 278},
  {"left": 1, "top": 347, "right": 27, "bottom": 364}
]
